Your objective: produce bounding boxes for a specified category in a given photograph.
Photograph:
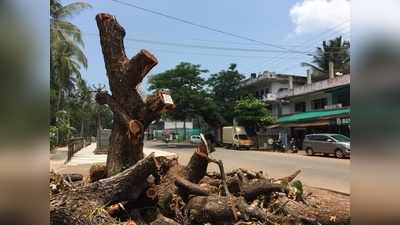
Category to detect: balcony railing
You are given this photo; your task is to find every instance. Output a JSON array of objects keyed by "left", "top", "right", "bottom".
[
  {"left": 277, "top": 74, "right": 350, "bottom": 98},
  {"left": 262, "top": 93, "right": 277, "bottom": 101}
]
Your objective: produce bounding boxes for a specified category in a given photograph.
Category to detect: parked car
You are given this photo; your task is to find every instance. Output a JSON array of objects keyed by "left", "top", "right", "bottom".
[
  {"left": 303, "top": 134, "right": 350, "bottom": 158},
  {"left": 190, "top": 135, "right": 202, "bottom": 145}
]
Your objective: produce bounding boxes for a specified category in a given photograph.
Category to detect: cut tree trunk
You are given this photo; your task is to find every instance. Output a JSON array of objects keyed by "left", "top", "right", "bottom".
[
  {"left": 185, "top": 143, "right": 209, "bottom": 183},
  {"left": 185, "top": 195, "right": 270, "bottom": 225},
  {"left": 95, "top": 13, "right": 174, "bottom": 177},
  {"left": 50, "top": 154, "right": 159, "bottom": 225}
]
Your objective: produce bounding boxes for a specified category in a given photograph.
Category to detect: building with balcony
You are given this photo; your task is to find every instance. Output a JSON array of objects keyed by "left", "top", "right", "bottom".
[
  {"left": 269, "top": 73, "right": 350, "bottom": 149},
  {"left": 240, "top": 71, "right": 307, "bottom": 117},
  {"left": 239, "top": 68, "right": 350, "bottom": 149},
  {"left": 277, "top": 74, "right": 350, "bottom": 116}
]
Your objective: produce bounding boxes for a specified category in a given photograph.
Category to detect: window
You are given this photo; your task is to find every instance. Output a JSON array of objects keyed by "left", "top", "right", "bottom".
[
  {"left": 332, "top": 87, "right": 350, "bottom": 107},
  {"left": 332, "top": 134, "right": 350, "bottom": 142},
  {"left": 278, "top": 88, "right": 288, "bottom": 92},
  {"left": 238, "top": 134, "right": 249, "bottom": 140},
  {"left": 325, "top": 137, "right": 334, "bottom": 142},
  {"left": 294, "top": 102, "right": 306, "bottom": 112},
  {"left": 312, "top": 98, "right": 327, "bottom": 110},
  {"left": 308, "top": 135, "right": 325, "bottom": 141}
]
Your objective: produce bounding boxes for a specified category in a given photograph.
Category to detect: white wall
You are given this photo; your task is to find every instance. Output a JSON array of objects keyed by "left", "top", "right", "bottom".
[
  {"left": 164, "top": 120, "right": 193, "bottom": 129},
  {"left": 270, "top": 82, "right": 289, "bottom": 94},
  {"left": 281, "top": 104, "right": 292, "bottom": 115},
  {"left": 287, "top": 92, "right": 332, "bottom": 114},
  {"left": 272, "top": 92, "right": 333, "bottom": 116}
]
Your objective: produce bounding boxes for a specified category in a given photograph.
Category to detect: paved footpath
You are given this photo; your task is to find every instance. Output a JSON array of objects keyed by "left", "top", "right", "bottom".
[
  {"left": 67, "top": 143, "right": 107, "bottom": 166},
  {"left": 50, "top": 143, "right": 176, "bottom": 175}
]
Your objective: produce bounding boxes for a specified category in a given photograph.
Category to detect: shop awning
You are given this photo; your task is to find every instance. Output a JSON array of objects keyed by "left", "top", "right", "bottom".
[
  {"left": 282, "top": 120, "right": 330, "bottom": 127},
  {"left": 277, "top": 108, "right": 350, "bottom": 123},
  {"left": 266, "top": 124, "right": 280, "bottom": 129}
]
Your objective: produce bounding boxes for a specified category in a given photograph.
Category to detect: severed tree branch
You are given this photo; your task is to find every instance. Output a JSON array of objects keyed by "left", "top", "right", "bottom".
[
  {"left": 95, "top": 91, "right": 131, "bottom": 124},
  {"left": 175, "top": 176, "right": 210, "bottom": 196},
  {"left": 142, "top": 90, "right": 176, "bottom": 127},
  {"left": 207, "top": 157, "right": 231, "bottom": 197},
  {"left": 273, "top": 169, "right": 301, "bottom": 184},
  {"left": 127, "top": 50, "right": 159, "bottom": 87}
]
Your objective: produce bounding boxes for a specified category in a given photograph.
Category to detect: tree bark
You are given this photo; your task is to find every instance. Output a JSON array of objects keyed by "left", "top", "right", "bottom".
[
  {"left": 95, "top": 13, "right": 174, "bottom": 176},
  {"left": 50, "top": 154, "right": 159, "bottom": 225},
  {"left": 185, "top": 145, "right": 209, "bottom": 183}
]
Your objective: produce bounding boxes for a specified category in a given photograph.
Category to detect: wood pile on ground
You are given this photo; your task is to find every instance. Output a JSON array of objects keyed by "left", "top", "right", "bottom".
[{"left": 50, "top": 141, "right": 350, "bottom": 225}]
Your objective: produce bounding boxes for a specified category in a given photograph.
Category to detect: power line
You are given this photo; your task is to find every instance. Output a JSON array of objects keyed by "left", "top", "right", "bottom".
[
  {"left": 52, "top": 28, "right": 314, "bottom": 54},
  {"left": 272, "top": 31, "right": 350, "bottom": 72},
  {"left": 123, "top": 37, "right": 311, "bottom": 54},
  {"left": 109, "top": 0, "right": 311, "bottom": 55},
  {"left": 125, "top": 46, "right": 310, "bottom": 59},
  {"left": 269, "top": 21, "right": 350, "bottom": 68},
  {"left": 53, "top": 25, "right": 347, "bottom": 56},
  {"left": 266, "top": 21, "right": 350, "bottom": 72},
  {"left": 185, "top": 38, "right": 305, "bottom": 48}
]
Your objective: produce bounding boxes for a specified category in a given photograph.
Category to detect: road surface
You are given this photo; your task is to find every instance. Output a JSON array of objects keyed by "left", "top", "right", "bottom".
[{"left": 146, "top": 141, "right": 350, "bottom": 194}]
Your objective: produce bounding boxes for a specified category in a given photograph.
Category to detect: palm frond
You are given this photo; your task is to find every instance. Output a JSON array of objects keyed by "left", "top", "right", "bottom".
[
  {"left": 53, "top": 2, "right": 92, "bottom": 19},
  {"left": 300, "top": 62, "right": 325, "bottom": 73},
  {"left": 51, "top": 19, "right": 84, "bottom": 46}
]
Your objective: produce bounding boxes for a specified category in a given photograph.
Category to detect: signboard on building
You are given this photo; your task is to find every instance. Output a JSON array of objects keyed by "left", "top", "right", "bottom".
[
  {"left": 164, "top": 120, "right": 193, "bottom": 129},
  {"left": 331, "top": 117, "right": 351, "bottom": 125},
  {"left": 337, "top": 117, "right": 351, "bottom": 125},
  {"left": 324, "top": 103, "right": 342, "bottom": 110}
]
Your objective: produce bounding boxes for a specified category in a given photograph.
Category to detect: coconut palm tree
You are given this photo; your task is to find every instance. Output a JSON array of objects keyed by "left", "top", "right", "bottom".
[
  {"left": 50, "top": 0, "right": 91, "bottom": 112},
  {"left": 302, "top": 36, "right": 350, "bottom": 79}
]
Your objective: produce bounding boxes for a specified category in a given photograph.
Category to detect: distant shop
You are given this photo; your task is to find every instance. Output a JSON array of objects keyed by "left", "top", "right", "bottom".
[{"left": 266, "top": 108, "right": 350, "bottom": 149}]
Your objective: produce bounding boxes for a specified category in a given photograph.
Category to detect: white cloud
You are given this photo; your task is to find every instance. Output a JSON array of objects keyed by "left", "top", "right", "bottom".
[
  {"left": 290, "top": 0, "right": 350, "bottom": 35},
  {"left": 353, "top": 0, "right": 400, "bottom": 36}
]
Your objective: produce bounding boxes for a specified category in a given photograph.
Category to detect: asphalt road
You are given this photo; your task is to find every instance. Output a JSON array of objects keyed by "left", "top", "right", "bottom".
[{"left": 145, "top": 141, "right": 350, "bottom": 194}]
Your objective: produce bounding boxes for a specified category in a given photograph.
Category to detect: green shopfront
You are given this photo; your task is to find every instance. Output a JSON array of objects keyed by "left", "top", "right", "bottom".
[{"left": 274, "top": 108, "right": 350, "bottom": 149}]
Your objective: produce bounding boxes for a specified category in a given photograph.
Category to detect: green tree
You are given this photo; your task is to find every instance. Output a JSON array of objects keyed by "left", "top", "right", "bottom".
[
  {"left": 149, "top": 62, "right": 209, "bottom": 140},
  {"left": 302, "top": 36, "right": 350, "bottom": 78},
  {"left": 55, "top": 110, "right": 76, "bottom": 145},
  {"left": 207, "top": 64, "right": 245, "bottom": 124},
  {"left": 50, "top": 0, "right": 91, "bottom": 118},
  {"left": 65, "top": 81, "right": 113, "bottom": 139},
  {"left": 234, "top": 97, "right": 275, "bottom": 129},
  {"left": 67, "top": 78, "right": 94, "bottom": 137}
]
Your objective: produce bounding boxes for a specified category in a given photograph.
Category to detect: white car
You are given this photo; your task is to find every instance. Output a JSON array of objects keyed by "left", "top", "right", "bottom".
[{"left": 190, "top": 135, "right": 202, "bottom": 145}]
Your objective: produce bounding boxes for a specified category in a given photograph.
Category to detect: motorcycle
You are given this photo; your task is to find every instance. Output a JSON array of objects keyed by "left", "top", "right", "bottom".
[
  {"left": 272, "top": 139, "right": 286, "bottom": 152},
  {"left": 288, "top": 138, "right": 298, "bottom": 153}
]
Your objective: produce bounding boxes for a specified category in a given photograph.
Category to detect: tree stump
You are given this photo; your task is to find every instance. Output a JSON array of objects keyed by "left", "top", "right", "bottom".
[
  {"left": 50, "top": 154, "right": 160, "bottom": 225},
  {"left": 95, "top": 13, "right": 174, "bottom": 176}
]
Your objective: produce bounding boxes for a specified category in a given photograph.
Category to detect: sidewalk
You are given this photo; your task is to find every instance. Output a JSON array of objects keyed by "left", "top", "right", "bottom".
[
  {"left": 68, "top": 143, "right": 106, "bottom": 166},
  {"left": 50, "top": 142, "right": 177, "bottom": 175}
]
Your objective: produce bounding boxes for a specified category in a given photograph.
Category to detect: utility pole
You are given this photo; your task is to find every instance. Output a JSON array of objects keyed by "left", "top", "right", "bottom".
[{"left": 329, "top": 61, "right": 335, "bottom": 79}]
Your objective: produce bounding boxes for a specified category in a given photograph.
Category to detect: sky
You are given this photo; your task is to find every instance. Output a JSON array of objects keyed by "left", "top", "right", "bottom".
[{"left": 64, "top": 0, "right": 350, "bottom": 91}]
